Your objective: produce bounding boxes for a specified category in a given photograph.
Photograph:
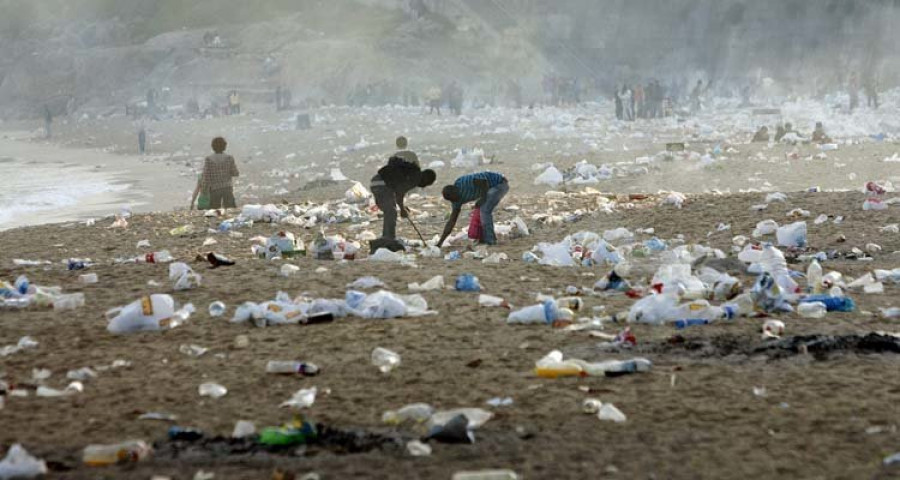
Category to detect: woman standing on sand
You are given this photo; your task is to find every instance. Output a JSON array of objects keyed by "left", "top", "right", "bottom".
[{"left": 191, "top": 136, "right": 239, "bottom": 210}]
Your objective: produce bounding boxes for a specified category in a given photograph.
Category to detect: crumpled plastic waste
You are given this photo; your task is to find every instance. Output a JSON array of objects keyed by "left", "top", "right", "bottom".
[{"left": 0, "top": 444, "right": 47, "bottom": 479}]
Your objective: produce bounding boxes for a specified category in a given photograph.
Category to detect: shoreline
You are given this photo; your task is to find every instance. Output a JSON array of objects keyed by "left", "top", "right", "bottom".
[{"left": 0, "top": 132, "right": 192, "bottom": 231}]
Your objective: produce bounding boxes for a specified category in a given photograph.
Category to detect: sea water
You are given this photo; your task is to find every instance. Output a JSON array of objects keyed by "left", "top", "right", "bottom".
[{"left": 0, "top": 156, "right": 129, "bottom": 230}]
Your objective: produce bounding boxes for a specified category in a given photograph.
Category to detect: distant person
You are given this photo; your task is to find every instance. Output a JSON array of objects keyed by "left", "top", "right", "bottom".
[
  {"left": 426, "top": 86, "right": 442, "bottom": 115},
  {"left": 811, "top": 122, "right": 832, "bottom": 144},
  {"left": 229, "top": 91, "right": 240, "bottom": 115},
  {"left": 146, "top": 89, "right": 156, "bottom": 114},
  {"left": 848, "top": 74, "right": 859, "bottom": 112},
  {"left": 370, "top": 155, "right": 436, "bottom": 240},
  {"left": 774, "top": 124, "right": 787, "bottom": 142},
  {"left": 690, "top": 80, "right": 703, "bottom": 114},
  {"left": 191, "top": 136, "right": 239, "bottom": 210},
  {"left": 621, "top": 86, "right": 634, "bottom": 121},
  {"left": 138, "top": 127, "right": 146, "bottom": 154},
  {"left": 614, "top": 86, "right": 623, "bottom": 120},
  {"left": 448, "top": 81, "right": 463, "bottom": 116},
  {"left": 864, "top": 77, "right": 879, "bottom": 109},
  {"left": 43, "top": 106, "right": 52, "bottom": 139},
  {"left": 751, "top": 126, "right": 769, "bottom": 143},
  {"left": 437, "top": 171, "right": 509, "bottom": 247},
  {"left": 392, "top": 136, "right": 418, "bottom": 165},
  {"left": 282, "top": 87, "right": 292, "bottom": 110}
]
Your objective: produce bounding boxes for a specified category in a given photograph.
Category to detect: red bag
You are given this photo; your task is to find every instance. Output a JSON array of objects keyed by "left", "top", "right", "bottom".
[{"left": 467, "top": 208, "right": 483, "bottom": 240}]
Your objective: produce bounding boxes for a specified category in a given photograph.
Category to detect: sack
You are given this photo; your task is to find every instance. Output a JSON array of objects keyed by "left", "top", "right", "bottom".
[
  {"left": 468, "top": 208, "right": 483, "bottom": 241},
  {"left": 197, "top": 191, "right": 210, "bottom": 210}
]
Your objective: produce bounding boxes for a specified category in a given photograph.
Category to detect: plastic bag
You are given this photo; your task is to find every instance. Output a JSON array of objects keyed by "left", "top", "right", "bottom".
[
  {"left": 775, "top": 221, "right": 807, "bottom": 248},
  {"left": 468, "top": 209, "right": 483, "bottom": 241},
  {"left": 534, "top": 166, "right": 564, "bottom": 186},
  {"left": 345, "top": 182, "right": 371, "bottom": 203}
]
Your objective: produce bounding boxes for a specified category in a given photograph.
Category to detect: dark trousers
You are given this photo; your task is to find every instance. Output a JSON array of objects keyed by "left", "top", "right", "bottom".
[{"left": 208, "top": 187, "right": 236, "bottom": 209}]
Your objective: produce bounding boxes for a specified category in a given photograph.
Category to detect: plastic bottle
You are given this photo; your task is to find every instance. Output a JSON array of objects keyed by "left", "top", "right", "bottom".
[
  {"left": 372, "top": 347, "right": 401, "bottom": 373},
  {"left": 83, "top": 440, "right": 152, "bottom": 466},
  {"left": 198, "top": 383, "right": 227, "bottom": 398},
  {"left": 478, "top": 294, "right": 509, "bottom": 308},
  {"left": 452, "top": 470, "right": 518, "bottom": 480},
  {"left": 1, "top": 298, "right": 32, "bottom": 309},
  {"left": 576, "top": 358, "right": 652, "bottom": 377},
  {"left": 759, "top": 245, "right": 799, "bottom": 293},
  {"left": 674, "top": 318, "right": 710, "bottom": 329},
  {"left": 106, "top": 295, "right": 178, "bottom": 334},
  {"left": 807, "top": 259, "right": 823, "bottom": 294},
  {"left": 675, "top": 299, "right": 725, "bottom": 321},
  {"left": 266, "top": 361, "right": 320, "bottom": 376},
  {"left": 534, "top": 350, "right": 582, "bottom": 378},
  {"left": 140, "top": 251, "right": 173, "bottom": 264},
  {"left": 53, "top": 293, "right": 85, "bottom": 312},
  {"left": 507, "top": 300, "right": 558, "bottom": 325},
  {"left": 797, "top": 302, "right": 827, "bottom": 318},
  {"left": 455, "top": 274, "right": 482, "bottom": 292},
  {"left": 382, "top": 403, "right": 435, "bottom": 424},
  {"left": 799, "top": 295, "right": 855, "bottom": 312}
]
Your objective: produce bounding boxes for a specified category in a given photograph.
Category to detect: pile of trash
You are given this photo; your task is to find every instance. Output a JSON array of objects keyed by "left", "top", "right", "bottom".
[
  {"left": 219, "top": 201, "right": 372, "bottom": 232},
  {"left": 0, "top": 275, "right": 85, "bottom": 312},
  {"left": 231, "top": 289, "right": 434, "bottom": 327}
]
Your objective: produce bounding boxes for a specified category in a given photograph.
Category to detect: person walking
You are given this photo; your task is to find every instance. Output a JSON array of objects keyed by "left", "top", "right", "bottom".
[
  {"left": 437, "top": 171, "right": 509, "bottom": 246},
  {"left": 138, "top": 127, "right": 146, "bottom": 155},
  {"left": 43, "top": 106, "right": 52, "bottom": 139},
  {"left": 191, "top": 136, "right": 239, "bottom": 210}
]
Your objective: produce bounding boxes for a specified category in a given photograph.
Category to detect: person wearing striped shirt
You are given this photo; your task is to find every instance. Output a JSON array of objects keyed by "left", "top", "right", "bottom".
[{"left": 438, "top": 171, "right": 509, "bottom": 246}]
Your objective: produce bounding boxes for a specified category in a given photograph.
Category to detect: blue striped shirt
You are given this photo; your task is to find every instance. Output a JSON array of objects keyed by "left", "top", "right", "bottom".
[{"left": 452, "top": 172, "right": 506, "bottom": 209}]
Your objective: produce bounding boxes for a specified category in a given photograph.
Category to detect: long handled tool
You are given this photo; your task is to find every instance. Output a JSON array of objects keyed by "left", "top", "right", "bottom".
[{"left": 406, "top": 215, "right": 427, "bottom": 244}]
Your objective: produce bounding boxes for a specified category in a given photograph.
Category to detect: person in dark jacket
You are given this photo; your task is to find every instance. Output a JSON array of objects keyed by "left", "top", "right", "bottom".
[{"left": 370, "top": 156, "right": 436, "bottom": 240}]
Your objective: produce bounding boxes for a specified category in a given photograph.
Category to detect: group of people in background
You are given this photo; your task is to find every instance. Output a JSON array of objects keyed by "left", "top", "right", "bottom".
[{"left": 615, "top": 80, "right": 670, "bottom": 121}]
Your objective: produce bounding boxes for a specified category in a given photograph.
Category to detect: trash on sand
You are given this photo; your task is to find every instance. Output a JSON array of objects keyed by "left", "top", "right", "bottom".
[
  {"left": 372, "top": 347, "right": 401, "bottom": 373},
  {"left": 0, "top": 444, "right": 47, "bottom": 479},
  {"left": 198, "top": 383, "right": 227, "bottom": 399},
  {"left": 280, "top": 387, "right": 317, "bottom": 409}
]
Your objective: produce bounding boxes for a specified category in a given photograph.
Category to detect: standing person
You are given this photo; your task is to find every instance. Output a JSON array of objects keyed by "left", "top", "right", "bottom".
[
  {"left": 690, "top": 80, "right": 703, "bottom": 114},
  {"left": 848, "top": 74, "right": 859, "bottom": 112},
  {"left": 191, "top": 137, "right": 239, "bottom": 210},
  {"left": 43, "top": 106, "right": 52, "bottom": 139},
  {"left": 614, "top": 86, "right": 623, "bottom": 120},
  {"left": 426, "top": 85, "right": 442, "bottom": 115},
  {"left": 229, "top": 90, "right": 240, "bottom": 115},
  {"left": 437, "top": 171, "right": 509, "bottom": 246},
  {"left": 392, "top": 136, "right": 418, "bottom": 165},
  {"left": 633, "top": 83, "right": 644, "bottom": 119},
  {"left": 448, "top": 81, "right": 463, "bottom": 116},
  {"left": 370, "top": 155, "right": 436, "bottom": 241},
  {"left": 864, "top": 76, "right": 879, "bottom": 110},
  {"left": 138, "top": 127, "right": 146, "bottom": 155}
]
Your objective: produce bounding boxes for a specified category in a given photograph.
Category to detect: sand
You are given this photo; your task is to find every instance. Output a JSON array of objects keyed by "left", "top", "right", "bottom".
[
  {"left": 0, "top": 104, "right": 899, "bottom": 479},
  {"left": 1, "top": 188, "right": 899, "bottom": 479}
]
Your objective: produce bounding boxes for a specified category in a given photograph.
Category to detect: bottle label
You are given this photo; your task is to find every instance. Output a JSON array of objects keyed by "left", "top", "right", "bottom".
[{"left": 141, "top": 296, "right": 154, "bottom": 316}]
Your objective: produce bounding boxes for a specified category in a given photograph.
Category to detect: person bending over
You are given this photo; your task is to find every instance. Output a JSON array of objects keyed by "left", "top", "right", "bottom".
[{"left": 438, "top": 171, "right": 509, "bottom": 246}]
